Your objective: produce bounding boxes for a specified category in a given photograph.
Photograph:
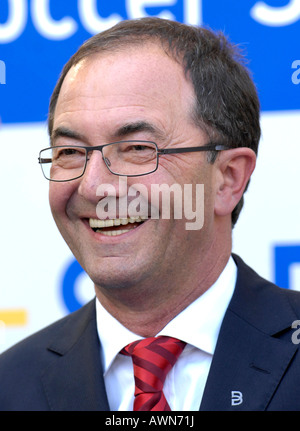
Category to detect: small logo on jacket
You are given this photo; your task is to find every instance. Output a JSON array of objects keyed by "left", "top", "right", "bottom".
[{"left": 231, "top": 391, "right": 243, "bottom": 406}]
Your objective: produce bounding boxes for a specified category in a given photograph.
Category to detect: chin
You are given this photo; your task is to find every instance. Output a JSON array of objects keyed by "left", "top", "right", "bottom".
[
  {"left": 93, "top": 274, "right": 133, "bottom": 290},
  {"left": 91, "top": 261, "right": 161, "bottom": 296},
  {"left": 84, "top": 261, "right": 142, "bottom": 291}
]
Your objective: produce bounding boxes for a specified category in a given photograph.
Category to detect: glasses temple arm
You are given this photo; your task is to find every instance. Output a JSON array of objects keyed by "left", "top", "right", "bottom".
[
  {"left": 157, "top": 144, "right": 230, "bottom": 155},
  {"left": 38, "top": 157, "right": 52, "bottom": 164}
]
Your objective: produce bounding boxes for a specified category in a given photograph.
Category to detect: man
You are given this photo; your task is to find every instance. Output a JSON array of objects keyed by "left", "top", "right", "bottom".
[{"left": 1, "top": 17, "right": 300, "bottom": 411}]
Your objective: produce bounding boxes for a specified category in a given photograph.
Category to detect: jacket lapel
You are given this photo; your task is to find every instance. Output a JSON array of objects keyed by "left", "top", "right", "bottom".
[
  {"left": 200, "top": 255, "right": 298, "bottom": 411},
  {"left": 41, "top": 300, "right": 110, "bottom": 411}
]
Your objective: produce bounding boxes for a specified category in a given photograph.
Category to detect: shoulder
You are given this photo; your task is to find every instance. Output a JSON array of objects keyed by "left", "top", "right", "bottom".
[
  {"left": 233, "top": 253, "right": 300, "bottom": 299},
  {"left": 232, "top": 254, "right": 300, "bottom": 329},
  {"left": 0, "top": 300, "right": 96, "bottom": 410},
  {"left": 0, "top": 299, "right": 96, "bottom": 364}
]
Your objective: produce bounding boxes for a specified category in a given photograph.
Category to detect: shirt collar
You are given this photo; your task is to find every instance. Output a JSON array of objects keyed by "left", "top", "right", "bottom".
[{"left": 96, "top": 256, "right": 237, "bottom": 375}]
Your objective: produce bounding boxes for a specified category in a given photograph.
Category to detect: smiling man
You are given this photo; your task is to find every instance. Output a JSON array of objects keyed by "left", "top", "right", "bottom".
[
  {"left": 1, "top": 18, "right": 300, "bottom": 412},
  {"left": 48, "top": 40, "right": 238, "bottom": 335}
]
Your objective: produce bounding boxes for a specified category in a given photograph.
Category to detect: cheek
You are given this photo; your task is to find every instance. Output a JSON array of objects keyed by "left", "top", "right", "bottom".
[
  {"left": 157, "top": 157, "right": 190, "bottom": 182},
  {"left": 157, "top": 153, "right": 212, "bottom": 186},
  {"left": 49, "top": 182, "right": 76, "bottom": 219}
]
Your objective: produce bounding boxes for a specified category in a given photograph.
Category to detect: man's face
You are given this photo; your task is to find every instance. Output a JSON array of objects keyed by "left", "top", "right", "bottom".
[{"left": 49, "top": 44, "right": 217, "bottom": 295}]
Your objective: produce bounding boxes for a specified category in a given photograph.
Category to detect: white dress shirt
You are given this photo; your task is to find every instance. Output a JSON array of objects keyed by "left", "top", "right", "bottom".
[{"left": 96, "top": 256, "right": 237, "bottom": 411}]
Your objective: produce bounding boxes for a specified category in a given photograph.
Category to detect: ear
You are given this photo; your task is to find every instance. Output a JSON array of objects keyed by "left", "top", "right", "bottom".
[{"left": 214, "top": 148, "right": 256, "bottom": 218}]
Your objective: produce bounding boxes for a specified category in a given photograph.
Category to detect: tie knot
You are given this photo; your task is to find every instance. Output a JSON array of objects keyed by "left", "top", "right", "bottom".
[
  {"left": 121, "top": 336, "right": 186, "bottom": 411},
  {"left": 122, "top": 336, "right": 186, "bottom": 364}
]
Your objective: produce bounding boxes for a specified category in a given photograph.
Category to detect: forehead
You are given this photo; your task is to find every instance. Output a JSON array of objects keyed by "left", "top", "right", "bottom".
[{"left": 53, "top": 44, "right": 196, "bottom": 138}]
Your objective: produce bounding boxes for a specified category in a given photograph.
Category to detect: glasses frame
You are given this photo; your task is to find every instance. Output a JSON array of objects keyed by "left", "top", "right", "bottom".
[{"left": 38, "top": 140, "right": 230, "bottom": 182}]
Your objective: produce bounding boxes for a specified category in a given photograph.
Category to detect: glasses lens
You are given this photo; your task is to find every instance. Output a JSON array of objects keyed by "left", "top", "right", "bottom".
[
  {"left": 39, "top": 146, "right": 86, "bottom": 181},
  {"left": 103, "top": 141, "right": 158, "bottom": 176}
]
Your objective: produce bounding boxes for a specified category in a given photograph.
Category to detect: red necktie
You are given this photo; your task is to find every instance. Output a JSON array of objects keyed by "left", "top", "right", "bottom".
[{"left": 121, "top": 336, "right": 186, "bottom": 411}]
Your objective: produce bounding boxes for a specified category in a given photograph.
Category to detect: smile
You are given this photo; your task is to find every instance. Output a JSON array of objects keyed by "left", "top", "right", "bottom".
[{"left": 89, "top": 216, "right": 148, "bottom": 236}]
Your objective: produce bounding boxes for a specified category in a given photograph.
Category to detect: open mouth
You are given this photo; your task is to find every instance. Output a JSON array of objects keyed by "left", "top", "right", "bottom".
[{"left": 89, "top": 216, "right": 148, "bottom": 236}]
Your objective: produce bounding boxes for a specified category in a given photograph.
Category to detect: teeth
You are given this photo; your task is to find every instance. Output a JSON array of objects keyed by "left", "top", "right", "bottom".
[
  {"left": 89, "top": 216, "right": 147, "bottom": 229},
  {"left": 97, "top": 229, "right": 131, "bottom": 236}
]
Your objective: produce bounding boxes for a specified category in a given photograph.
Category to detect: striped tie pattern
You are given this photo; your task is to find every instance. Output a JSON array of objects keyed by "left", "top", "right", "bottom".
[{"left": 121, "top": 336, "right": 186, "bottom": 411}]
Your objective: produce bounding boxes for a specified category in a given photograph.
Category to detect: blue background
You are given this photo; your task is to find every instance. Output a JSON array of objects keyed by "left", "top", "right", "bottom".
[{"left": 0, "top": 0, "right": 299, "bottom": 124}]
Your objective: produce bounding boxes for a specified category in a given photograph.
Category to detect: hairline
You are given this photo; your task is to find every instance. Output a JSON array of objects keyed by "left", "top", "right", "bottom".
[{"left": 48, "top": 37, "right": 214, "bottom": 144}]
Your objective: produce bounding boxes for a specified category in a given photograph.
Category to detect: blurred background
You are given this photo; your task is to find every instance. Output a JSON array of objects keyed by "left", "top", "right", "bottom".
[{"left": 0, "top": 0, "right": 299, "bottom": 352}]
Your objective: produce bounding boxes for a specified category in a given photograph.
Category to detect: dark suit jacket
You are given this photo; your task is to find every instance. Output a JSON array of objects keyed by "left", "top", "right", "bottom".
[{"left": 1, "top": 254, "right": 300, "bottom": 411}]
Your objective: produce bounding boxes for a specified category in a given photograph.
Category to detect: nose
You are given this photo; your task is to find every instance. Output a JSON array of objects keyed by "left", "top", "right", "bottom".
[{"left": 77, "top": 150, "right": 121, "bottom": 204}]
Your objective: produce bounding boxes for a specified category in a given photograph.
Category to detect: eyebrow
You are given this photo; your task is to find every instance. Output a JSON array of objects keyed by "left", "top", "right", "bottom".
[
  {"left": 112, "top": 121, "right": 165, "bottom": 142},
  {"left": 51, "top": 126, "right": 86, "bottom": 145}
]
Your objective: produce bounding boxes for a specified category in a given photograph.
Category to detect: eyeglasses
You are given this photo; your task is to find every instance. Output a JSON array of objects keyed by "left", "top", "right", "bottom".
[{"left": 38, "top": 140, "right": 230, "bottom": 182}]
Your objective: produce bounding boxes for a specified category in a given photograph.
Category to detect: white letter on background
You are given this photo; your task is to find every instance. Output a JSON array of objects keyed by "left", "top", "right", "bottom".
[
  {"left": 184, "top": 0, "right": 202, "bottom": 26},
  {"left": 0, "top": 60, "right": 6, "bottom": 84},
  {"left": 250, "top": 0, "right": 300, "bottom": 26},
  {"left": 78, "top": 0, "right": 122, "bottom": 34},
  {"left": 31, "top": 0, "right": 77, "bottom": 40},
  {"left": 126, "top": 0, "right": 176, "bottom": 20},
  {"left": 0, "top": 0, "right": 27, "bottom": 43}
]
